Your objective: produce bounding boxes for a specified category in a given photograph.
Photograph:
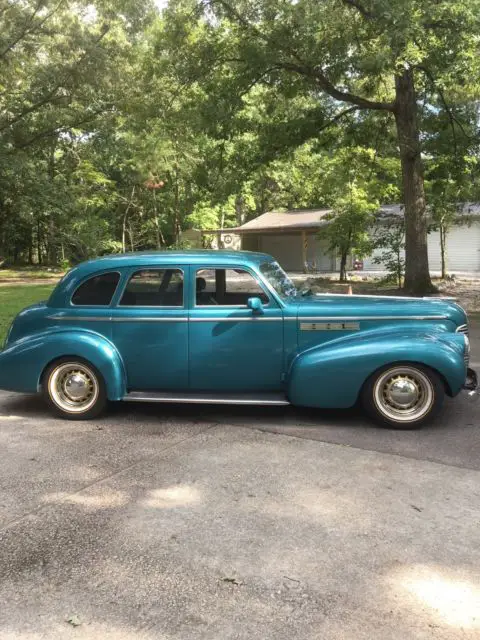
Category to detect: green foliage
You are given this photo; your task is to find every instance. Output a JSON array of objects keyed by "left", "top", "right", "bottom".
[
  {"left": 373, "top": 219, "right": 406, "bottom": 288},
  {"left": 0, "top": 0, "right": 478, "bottom": 289},
  {"left": 320, "top": 185, "right": 378, "bottom": 282}
]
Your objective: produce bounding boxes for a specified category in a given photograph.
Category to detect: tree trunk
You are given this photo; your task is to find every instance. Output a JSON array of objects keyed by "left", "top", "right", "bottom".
[
  {"left": 339, "top": 251, "right": 347, "bottom": 282},
  {"left": 37, "top": 220, "right": 42, "bottom": 265},
  {"left": 394, "top": 69, "right": 435, "bottom": 295},
  {"left": 440, "top": 221, "right": 447, "bottom": 279}
]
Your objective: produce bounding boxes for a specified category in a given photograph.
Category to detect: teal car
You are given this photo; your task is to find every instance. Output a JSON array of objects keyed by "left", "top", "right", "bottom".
[{"left": 0, "top": 250, "right": 476, "bottom": 428}]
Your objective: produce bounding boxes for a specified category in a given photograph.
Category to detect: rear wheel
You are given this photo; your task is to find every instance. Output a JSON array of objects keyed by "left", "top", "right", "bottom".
[
  {"left": 42, "top": 358, "right": 107, "bottom": 420},
  {"left": 361, "top": 364, "right": 445, "bottom": 429}
]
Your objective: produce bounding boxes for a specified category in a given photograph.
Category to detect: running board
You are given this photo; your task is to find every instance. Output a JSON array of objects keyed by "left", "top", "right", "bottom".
[{"left": 123, "top": 391, "right": 290, "bottom": 406}]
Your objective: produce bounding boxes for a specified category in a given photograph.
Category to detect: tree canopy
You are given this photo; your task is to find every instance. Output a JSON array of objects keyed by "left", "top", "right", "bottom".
[{"left": 1, "top": 0, "right": 479, "bottom": 291}]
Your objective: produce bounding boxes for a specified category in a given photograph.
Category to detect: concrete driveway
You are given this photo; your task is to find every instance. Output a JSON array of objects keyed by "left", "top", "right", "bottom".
[{"left": 0, "top": 325, "right": 479, "bottom": 639}]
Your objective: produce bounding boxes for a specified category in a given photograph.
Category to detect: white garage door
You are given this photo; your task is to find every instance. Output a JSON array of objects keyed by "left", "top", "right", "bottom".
[
  {"left": 428, "top": 225, "right": 480, "bottom": 272},
  {"left": 364, "top": 223, "right": 480, "bottom": 273}
]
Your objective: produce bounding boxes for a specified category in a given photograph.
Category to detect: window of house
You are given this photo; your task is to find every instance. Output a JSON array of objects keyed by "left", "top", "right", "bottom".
[
  {"left": 71, "top": 272, "right": 120, "bottom": 306},
  {"left": 119, "top": 269, "right": 184, "bottom": 307},
  {"left": 195, "top": 268, "right": 269, "bottom": 306}
]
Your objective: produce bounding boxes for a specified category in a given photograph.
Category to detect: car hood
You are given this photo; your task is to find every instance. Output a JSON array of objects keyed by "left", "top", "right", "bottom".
[{"left": 294, "top": 294, "right": 467, "bottom": 326}]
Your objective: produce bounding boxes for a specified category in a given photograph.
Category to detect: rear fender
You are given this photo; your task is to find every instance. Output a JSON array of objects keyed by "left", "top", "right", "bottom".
[
  {"left": 287, "top": 329, "right": 466, "bottom": 408},
  {"left": 0, "top": 329, "right": 126, "bottom": 400}
]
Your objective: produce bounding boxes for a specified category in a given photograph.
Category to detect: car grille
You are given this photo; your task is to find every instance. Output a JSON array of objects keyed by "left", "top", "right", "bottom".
[
  {"left": 456, "top": 324, "right": 469, "bottom": 335},
  {"left": 455, "top": 325, "right": 470, "bottom": 366}
]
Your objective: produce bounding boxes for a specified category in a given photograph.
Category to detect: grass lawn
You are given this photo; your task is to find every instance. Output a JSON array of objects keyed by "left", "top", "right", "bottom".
[{"left": 0, "top": 285, "right": 54, "bottom": 345}]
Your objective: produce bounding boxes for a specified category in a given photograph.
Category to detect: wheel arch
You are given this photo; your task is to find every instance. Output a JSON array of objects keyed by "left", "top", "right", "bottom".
[
  {"left": 358, "top": 360, "right": 454, "bottom": 400},
  {"left": 287, "top": 334, "right": 464, "bottom": 408}
]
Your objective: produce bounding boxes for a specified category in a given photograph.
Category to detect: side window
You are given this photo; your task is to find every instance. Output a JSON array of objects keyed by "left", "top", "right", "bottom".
[
  {"left": 71, "top": 272, "right": 120, "bottom": 306},
  {"left": 120, "top": 269, "right": 184, "bottom": 307},
  {"left": 195, "top": 268, "right": 269, "bottom": 306}
]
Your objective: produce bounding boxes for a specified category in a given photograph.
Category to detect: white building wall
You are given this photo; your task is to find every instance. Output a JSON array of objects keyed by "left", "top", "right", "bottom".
[{"left": 363, "top": 222, "right": 480, "bottom": 273}]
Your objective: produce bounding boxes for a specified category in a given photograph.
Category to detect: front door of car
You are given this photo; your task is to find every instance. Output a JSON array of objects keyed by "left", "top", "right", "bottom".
[
  {"left": 188, "top": 266, "right": 284, "bottom": 392},
  {"left": 111, "top": 266, "right": 188, "bottom": 391}
]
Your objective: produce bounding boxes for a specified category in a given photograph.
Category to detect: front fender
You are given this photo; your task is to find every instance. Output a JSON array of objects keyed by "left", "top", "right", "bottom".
[
  {"left": 287, "top": 328, "right": 466, "bottom": 408},
  {"left": 0, "top": 328, "right": 126, "bottom": 400}
]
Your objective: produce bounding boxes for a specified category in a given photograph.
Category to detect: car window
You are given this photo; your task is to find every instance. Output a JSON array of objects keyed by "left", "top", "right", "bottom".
[
  {"left": 195, "top": 268, "right": 269, "bottom": 306},
  {"left": 119, "top": 269, "right": 184, "bottom": 307},
  {"left": 71, "top": 272, "right": 120, "bottom": 306}
]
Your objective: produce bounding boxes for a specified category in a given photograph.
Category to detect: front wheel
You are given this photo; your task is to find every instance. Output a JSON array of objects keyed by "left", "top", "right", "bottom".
[
  {"left": 42, "top": 358, "right": 107, "bottom": 420},
  {"left": 361, "top": 364, "right": 445, "bottom": 429}
]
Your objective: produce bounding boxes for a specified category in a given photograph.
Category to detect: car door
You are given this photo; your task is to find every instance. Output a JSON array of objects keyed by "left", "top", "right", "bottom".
[
  {"left": 188, "top": 265, "right": 284, "bottom": 392},
  {"left": 110, "top": 266, "right": 188, "bottom": 391}
]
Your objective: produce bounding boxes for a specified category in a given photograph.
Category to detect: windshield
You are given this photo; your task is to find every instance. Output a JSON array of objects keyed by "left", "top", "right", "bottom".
[{"left": 259, "top": 261, "right": 298, "bottom": 299}]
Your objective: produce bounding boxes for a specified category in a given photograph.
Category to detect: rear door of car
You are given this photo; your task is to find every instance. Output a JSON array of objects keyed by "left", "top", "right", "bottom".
[{"left": 110, "top": 265, "right": 189, "bottom": 391}]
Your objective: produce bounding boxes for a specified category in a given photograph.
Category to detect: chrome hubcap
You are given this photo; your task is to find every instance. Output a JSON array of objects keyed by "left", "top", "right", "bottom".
[
  {"left": 373, "top": 367, "right": 434, "bottom": 423},
  {"left": 48, "top": 363, "right": 99, "bottom": 413}
]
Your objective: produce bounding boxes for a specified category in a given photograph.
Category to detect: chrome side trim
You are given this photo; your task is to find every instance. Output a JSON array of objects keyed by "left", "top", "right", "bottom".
[
  {"left": 48, "top": 315, "right": 110, "bottom": 322},
  {"left": 314, "top": 293, "right": 457, "bottom": 301},
  {"left": 292, "top": 315, "right": 448, "bottom": 321},
  {"left": 123, "top": 391, "right": 290, "bottom": 406},
  {"left": 112, "top": 317, "right": 188, "bottom": 323},
  {"left": 190, "top": 316, "right": 281, "bottom": 322}
]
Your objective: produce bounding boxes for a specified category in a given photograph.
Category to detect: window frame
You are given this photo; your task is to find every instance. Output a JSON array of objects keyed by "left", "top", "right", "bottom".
[
  {"left": 194, "top": 266, "right": 272, "bottom": 309},
  {"left": 70, "top": 270, "right": 122, "bottom": 308},
  {"left": 116, "top": 267, "right": 186, "bottom": 309}
]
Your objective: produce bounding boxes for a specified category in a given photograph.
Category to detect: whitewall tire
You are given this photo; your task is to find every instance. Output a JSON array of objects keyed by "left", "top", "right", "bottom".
[
  {"left": 361, "top": 364, "right": 445, "bottom": 429},
  {"left": 43, "top": 358, "right": 107, "bottom": 420}
]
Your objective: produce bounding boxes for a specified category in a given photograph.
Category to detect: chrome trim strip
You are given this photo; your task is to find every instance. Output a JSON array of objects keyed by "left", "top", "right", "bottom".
[
  {"left": 190, "top": 317, "right": 281, "bottom": 322},
  {"left": 48, "top": 315, "right": 110, "bottom": 322},
  {"left": 112, "top": 317, "right": 188, "bottom": 323},
  {"left": 48, "top": 315, "right": 189, "bottom": 323},
  {"left": 292, "top": 315, "right": 448, "bottom": 321},
  {"left": 123, "top": 393, "right": 290, "bottom": 406},
  {"left": 314, "top": 293, "right": 457, "bottom": 301}
]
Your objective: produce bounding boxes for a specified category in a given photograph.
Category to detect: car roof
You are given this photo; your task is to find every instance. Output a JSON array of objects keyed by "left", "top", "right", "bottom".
[
  {"left": 76, "top": 249, "right": 273, "bottom": 270},
  {"left": 47, "top": 250, "right": 274, "bottom": 307}
]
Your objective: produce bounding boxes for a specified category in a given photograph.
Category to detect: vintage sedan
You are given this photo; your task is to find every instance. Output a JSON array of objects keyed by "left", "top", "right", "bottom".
[{"left": 0, "top": 250, "right": 476, "bottom": 428}]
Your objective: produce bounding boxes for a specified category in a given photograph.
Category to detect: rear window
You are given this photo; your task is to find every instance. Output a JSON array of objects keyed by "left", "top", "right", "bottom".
[{"left": 71, "top": 272, "right": 120, "bottom": 306}]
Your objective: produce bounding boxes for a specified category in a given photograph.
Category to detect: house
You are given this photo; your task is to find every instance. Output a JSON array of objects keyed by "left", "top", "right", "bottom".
[{"left": 202, "top": 203, "right": 480, "bottom": 273}]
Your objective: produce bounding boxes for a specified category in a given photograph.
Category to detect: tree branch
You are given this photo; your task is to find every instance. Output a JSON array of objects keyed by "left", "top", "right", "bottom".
[
  {"left": 0, "top": 0, "right": 66, "bottom": 61},
  {"left": 341, "top": 0, "right": 374, "bottom": 20},
  {"left": 210, "top": 0, "right": 394, "bottom": 112},
  {"left": 13, "top": 107, "right": 111, "bottom": 150},
  {"left": 417, "top": 64, "right": 477, "bottom": 144},
  {"left": 280, "top": 62, "right": 394, "bottom": 111}
]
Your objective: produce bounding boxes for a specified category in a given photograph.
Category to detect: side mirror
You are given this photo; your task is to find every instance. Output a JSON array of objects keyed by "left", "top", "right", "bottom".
[{"left": 247, "top": 297, "right": 264, "bottom": 314}]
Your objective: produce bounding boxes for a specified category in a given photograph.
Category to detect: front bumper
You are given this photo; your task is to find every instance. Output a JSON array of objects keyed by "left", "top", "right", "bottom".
[{"left": 463, "top": 367, "right": 478, "bottom": 395}]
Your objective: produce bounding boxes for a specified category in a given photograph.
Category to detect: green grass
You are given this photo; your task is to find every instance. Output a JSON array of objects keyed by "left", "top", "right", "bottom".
[{"left": 0, "top": 284, "right": 54, "bottom": 344}]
